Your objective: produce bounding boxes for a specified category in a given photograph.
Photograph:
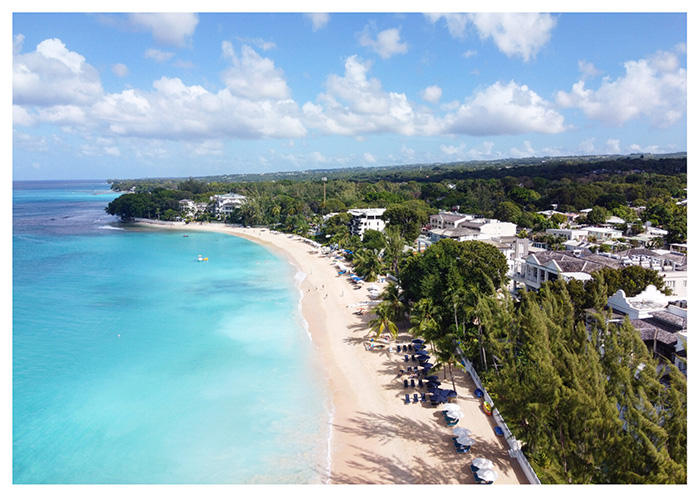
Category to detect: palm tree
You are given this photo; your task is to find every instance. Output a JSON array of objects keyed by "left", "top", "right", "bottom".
[
  {"left": 379, "top": 282, "right": 408, "bottom": 326},
  {"left": 432, "top": 336, "right": 463, "bottom": 394},
  {"left": 353, "top": 248, "right": 383, "bottom": 282},
  {"left": 368, "top": 301, "right": 399, "bottom": 340},
  {"left": 383, "top": 226, "right": 405, "bottom": 277},
  {"left": 408, "top": 297, "right": 440, "bottom": 342}
]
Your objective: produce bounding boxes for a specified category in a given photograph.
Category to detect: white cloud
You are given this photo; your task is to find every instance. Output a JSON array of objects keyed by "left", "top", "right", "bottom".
[
  {"left": 426, "top": 13, "right": 556, "bottom": 61},
  {"left": 13, "top": 38, "right": 307, "bottom": 143},
  {"left": 144, "top": 48, "right": 175, "bottom": 62},
  {"left": 440, "top": 143, "right": 465, "bottom": 155},
  {"left": 462, "top": 50, "right": 477, "bottom": 59},
  {"left": 128, "top": 13, "right": 198, "bottom": 47},
  {"left": 509, "top": 141, "right": 536, "bottom": 158},
  {"left": 14, "top": 33, "right": 25, "bottom": 55},
  {"left": 421, "top": 85, "right": 442, "bottom": 104},
  {"left": 468, "top": 13, "right": 556, "bottom": 62},
  {"left": 237, "top": 37, "right": 276, "bottom": 51},
  {"left": 363, "top": 152, "right": 377, "bottom": 163},
  {"left": 302, "top": 55, "right": 439, "bottom": 137},
  {"left": 578, "top": 60, "right": 602, "bottom": 79},
  {"left": 187, "top": 140, "right": 224, "bottom": 156},
  {"left": 221, "top": 43, "right": 291, "bottom": 100},
  {"left": 13, "top": 38, "right": 103, "bottom": 107},
  {"left": 556, "top": 51, "right": 686, "bottom": 128},
  {"left": 442, "top": 80, "right": 566, "bottom": 136},
  {"left": 579, "top": 138, "right": 596, "bottom": 154},
  {"left": 358, "top": 26, "right": 408, "bottom": 59},
  {"left": 305, "top": 13, "right": 330, "bottom": 31},
  {"left": 112, "top": 63, "right": 129, "bottom": 77},
  {"left": 605, "top": 138, "right": 621, "bottom": 154},
  {"left": 91, "top": 76, "right": 306, "bottom": 141},
  {"left": 465, "top": 141, "right": 495, "bottom": 160},
  {"left": 424, "top": 13, "right": 470, "bottom": 39}
]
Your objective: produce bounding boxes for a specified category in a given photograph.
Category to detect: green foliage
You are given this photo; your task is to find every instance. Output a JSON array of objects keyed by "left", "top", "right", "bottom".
[
  {"left": 381, "top": 202, "right": 430, "bottom": 243},
  {"left": 478, "top": 281, "right": 686, "bottom": 484}
]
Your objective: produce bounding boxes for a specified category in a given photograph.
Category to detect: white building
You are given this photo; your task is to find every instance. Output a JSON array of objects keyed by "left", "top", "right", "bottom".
[
  {"left": 429, "top": 212, "right": 475, "bottom": 230},
  {"left": 211, "top": 193, "right": 247, "bottom": 217},
  {"left": 583, "top": 226, "right": 624, "bottom": 240},
  {"left": 348, "top": 208, "right": 386, "bottom": 239},
  {"left": 546, "top": 228, "right": 589, "bottom": 241}
]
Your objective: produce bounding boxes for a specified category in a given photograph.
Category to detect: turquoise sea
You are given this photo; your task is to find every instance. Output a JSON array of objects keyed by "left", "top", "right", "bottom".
[{"left": 12, "top": 181, "right": 332, "bottom": 484}]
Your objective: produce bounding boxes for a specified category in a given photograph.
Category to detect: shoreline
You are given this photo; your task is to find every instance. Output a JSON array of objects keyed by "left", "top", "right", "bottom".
[{"left": 131, "top": 220, "right": 530, "bottom": 485}]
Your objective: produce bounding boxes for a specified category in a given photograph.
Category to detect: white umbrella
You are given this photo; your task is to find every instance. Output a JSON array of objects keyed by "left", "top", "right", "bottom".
[
  {"left": 446, "top": 409, "right": 464, "bottom": 419},
  {"left": 456, "top": 436, "right": 475, "bottom": 446},
  {"left": 476, "top": 469, "right": 499, "bottom": 482},
  {"left": 443, "top": 403, "right": 462, "bottom": 413},
  {"left": 453, "top": 427, "right": 472, "bottom": 437},
  {"left": 471, "top": 458, "right": 494, "bottom": 470}
]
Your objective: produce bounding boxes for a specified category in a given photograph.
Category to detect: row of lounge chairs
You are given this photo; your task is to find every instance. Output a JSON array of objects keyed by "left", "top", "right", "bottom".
[
  {"left": 404, "top": 392, "right": 427, "bottom": 404},
  {"left": 403, "top": 377, "right": 426, "bottom": 389}
]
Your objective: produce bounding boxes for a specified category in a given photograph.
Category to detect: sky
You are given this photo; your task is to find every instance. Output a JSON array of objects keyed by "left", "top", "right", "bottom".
[{"left": 11, "top": 7, "right": 690, "bottom": 180}]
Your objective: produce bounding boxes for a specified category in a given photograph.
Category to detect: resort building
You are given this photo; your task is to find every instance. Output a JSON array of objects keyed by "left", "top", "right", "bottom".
[
  {"left": 513, "top": 250, "right": 621, "bottom": 291},
  {"left": 211, "top": 193, "right": 247, "bottom": 217},
  {"left": 428, "top": 212, "right": 516, "bottom": 241},
  {"left": 429, "top": 212, "right": 477, "bottom": 230},
  {"left": 606, "top": 285, "right": 687, "bottom": 373},
  {"left": 545, "top": 228, "right": 589, "bottom": 241},
  {"left": 347, "top": 208, "right": 386, "bottom": 239},
  {"left": 582, "top": 226, "right": 624, "bottom": 240},
  {"left": 513, "top": 248, "right": 687, "bottom": 298},
  {"left": 179, "top": 199, "right": 208, "bottom": 217}
]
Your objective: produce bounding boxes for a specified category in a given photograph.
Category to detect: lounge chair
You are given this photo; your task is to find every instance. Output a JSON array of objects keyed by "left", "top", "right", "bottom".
[
  {"left": 408, "top": 344, "right": 414, "bottom": 351},
  {"left": 411, "top": 355, "right": 416, "bottom": 362},
  {"left": 404, "top": 355, "right": 409, "bottom": 362},
  {"left": 470, "top": 465, "right": 480, "bottom": 473},
  {"left": 404, "top": 379, "right": 409, "bottom": 388},
  {"left": 410, "top": 379, "right": 415, "bottom": 388},
  {"left": 404, "top": 394, "right": 410, "bottom": 404},
  {"left": 402, "top": 345, "right": 407, "bottom": 352},
  {"left": 474, "top": 388, "right": 484, "bottom": 398},
  {"left": 418, "top": 379, "right": 424, "bottom": 388},
  {"left": 421, "top": 392, "right": 426, "bottom": 403},
  {"left": 494, "top": 426, "right": 504, "bottom": 436},
  {"left": 413, "top": 393, "right": 419, "bottom": 403}
]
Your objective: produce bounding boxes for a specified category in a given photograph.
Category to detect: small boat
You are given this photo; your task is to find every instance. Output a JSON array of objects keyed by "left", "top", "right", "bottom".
[{"left": 197, "top": 255, "right": 208, "bottom": 262}]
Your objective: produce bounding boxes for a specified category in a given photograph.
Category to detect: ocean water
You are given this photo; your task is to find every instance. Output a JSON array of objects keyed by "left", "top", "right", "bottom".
[{"left": 12, "top": 181, "right": 332, "bottom": 484}]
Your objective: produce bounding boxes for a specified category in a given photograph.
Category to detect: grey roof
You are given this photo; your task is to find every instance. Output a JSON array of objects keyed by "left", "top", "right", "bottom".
[
  {"left": 631, "top": 320, "right": 679, "bottom": 346},
  {"left": 649, "top": 310, "right": 687, "bottom": 329},
  {"left": 530, "top": 251, "right": 618, "bottom": 275}
]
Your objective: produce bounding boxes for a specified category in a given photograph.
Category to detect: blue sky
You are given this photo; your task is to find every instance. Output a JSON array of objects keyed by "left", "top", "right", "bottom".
[{"left": 12, "top": 10, "right": 689, "bottom": 180}]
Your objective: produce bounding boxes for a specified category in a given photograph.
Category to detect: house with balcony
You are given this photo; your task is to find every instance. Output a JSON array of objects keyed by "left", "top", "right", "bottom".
[
  {"left": 348, "top": 208, "right": 386, "bottom": 239},
  {"left": 211, "top": 193, "right": 247, "bottom": 218}
]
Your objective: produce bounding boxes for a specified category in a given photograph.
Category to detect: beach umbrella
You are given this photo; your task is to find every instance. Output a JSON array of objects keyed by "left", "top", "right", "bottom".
[
  {"left": 412, "top": 338, "right": 425, "bottom": 344},
  {"left": 476, "top": 469, "right": 498, "bottom": 482},
  {"left": 421, "top": 362, "right": 433, "bottom": 368},
  {"left": 443, "top": 403, "right": 462, "bottom": 412},
  {"left": 453, "top": 427, "right": 472, "bottom": 437},
  {"left": 445, "top": 390, "right": 458, "bottom": 398},
  {"left": 415, "top": 349, "right": 429, "bottom": 356},
  {"left": 446, "top": 410, "right": 464, "bottom": 419},
  {"left": 471, "top": 458, "right": 494, "bottom": 470},
  {"left": 456, "top": 436, "right": 475, "bottom": 446},
  {"left": 427, "top": 375, "right": 439, "bottom": 381}
]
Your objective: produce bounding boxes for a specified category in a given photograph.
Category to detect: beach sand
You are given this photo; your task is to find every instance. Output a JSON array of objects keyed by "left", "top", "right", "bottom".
[{"left": 135, "top": 221, "right": 530, "bottom": 485}]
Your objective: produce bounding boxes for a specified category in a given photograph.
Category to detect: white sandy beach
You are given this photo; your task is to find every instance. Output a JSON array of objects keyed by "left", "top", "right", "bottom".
[{"left": 135, "top": 221, "right": 529, "bottom": 485}]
